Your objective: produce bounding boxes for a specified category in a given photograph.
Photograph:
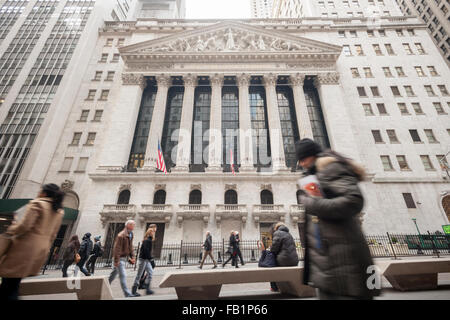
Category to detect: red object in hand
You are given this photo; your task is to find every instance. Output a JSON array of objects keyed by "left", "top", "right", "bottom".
[{"left": 304, "top": 183, "right": 322, "bottom": 198}]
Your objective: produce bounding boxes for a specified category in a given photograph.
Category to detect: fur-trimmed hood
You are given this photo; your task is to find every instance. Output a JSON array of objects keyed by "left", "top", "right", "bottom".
[{"left": 316, "top": 154, "right": 366, "bottom": 182}]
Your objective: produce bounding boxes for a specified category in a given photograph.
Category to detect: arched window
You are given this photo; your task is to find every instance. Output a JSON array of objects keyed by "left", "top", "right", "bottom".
[
  {"left": 117, "top": 190, "right": 131, "bottom": 205},
  {"left": 225, "top": 190, "right": 238, "bottom": 204},
  {"left": 189, "top": 190, "right": 202, "bottom": 204},
  {"left": 260, "top": 190, "right": 273, "bottom": 205},
  {"left": 153, "top": 190, "right": 166, "bottom": 205}
]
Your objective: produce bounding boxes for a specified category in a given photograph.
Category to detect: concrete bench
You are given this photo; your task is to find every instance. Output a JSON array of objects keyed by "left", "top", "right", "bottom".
[
  {"left": 19, "top": 276, "right": 114, "bottom": 300},
  {"left": 159, "top": 267, "right": 316, "bottom": 300},
  {"left": 377, "top": 258, "right": 450, "bottom": 291}
]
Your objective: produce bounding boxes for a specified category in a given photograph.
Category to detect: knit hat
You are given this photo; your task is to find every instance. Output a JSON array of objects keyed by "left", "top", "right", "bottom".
[
  {"left": 295, "top": 139, "right": 323, "bottom": 161},
  {"left": 94, "top": 236, "right": 101, "bottom": 241}
]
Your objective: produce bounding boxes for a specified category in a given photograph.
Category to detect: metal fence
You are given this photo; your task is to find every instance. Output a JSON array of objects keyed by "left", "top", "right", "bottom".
[{"left": 41, "top": 233, "right": 450, "bottom": 273}]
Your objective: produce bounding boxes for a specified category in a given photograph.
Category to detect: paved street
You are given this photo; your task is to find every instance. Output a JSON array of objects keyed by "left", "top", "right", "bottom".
[{"left": 24, "top": 256, "right": 450, "bottom": 300}]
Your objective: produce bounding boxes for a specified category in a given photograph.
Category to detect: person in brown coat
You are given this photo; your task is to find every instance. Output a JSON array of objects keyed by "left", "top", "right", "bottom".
[
  {"left": 108, "top": 220, "right": 138, "bottom": 297},
  {"left": 61, "top": 235, "right": 80, "bottom": 278},
  {"left": 0, "top": 184, "right": 65, "bottom": 300}
]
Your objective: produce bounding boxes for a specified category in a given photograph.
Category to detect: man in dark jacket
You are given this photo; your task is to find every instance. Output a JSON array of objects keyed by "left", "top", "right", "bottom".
[
  {"left": 234, "top": 231, "right": 245, "bottom": 266},
  {"left": 222, "top": 231, "right": 239, "bottom": 268},
  {"left": 295, "top": 139, "right": 379, "bottom": 300},
  {"left": 77, "top": 233, "right": 93, "bottom": 276},
  {"left": 199, "top": 231, "right": 217, "bottom": 269},
  {"left": 86, "top": 236, "right": 102, "bottom": 274}
]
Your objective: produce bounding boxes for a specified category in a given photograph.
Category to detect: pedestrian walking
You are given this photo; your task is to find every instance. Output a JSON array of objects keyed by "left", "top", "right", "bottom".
[
  {"left": 108, "top": 220, "right": 139, "bottom": 298},
  {"left": 132, "top": 224, "right": 156, "bottom": 296},
  {"left": 235, "top": 231, "right": 245, "bottom": 266},
  {"left": 76, "top": 233, "right": 93, "bottom": 276},
  {"left": 222, "top": 231, "right": 239, "bottom": 268},
  {"left": 61, "top": 235, "right": 80, "bottom": 278},
  {"left": 199, "top": 231, "right": 217, "bottom": 269},
  {"left": 295, "top": 138, "right": 380, "bottom": 300},
  {"left": 268, "top": 222, "right": 299, "bottom": 292},
  {"left": 0, "top": 184, "right": 64, "bottom": 300},
  {"left": 86, "top": 236, "right": 103, "bottom": 274}
]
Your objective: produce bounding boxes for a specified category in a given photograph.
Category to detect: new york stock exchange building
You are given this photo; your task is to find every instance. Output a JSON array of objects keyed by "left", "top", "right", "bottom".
[{"left": 15, "top": 16, "right": 450, "bottom": 261}]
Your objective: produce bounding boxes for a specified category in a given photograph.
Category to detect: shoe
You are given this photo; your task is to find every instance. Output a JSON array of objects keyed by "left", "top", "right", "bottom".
[
  {"left": 270, "top": 288, "right": 279, "bottom": 292},
  {"left": 132, "top": 284, "right": 139, "bottom": 295},
  {"left": 146, "top": 289, "right": 155, "bottom": 295},
  {"left": 198, "top": 266, "right": 202, "bottom": 269},
  {"left": 222, "top": 264, "right": 225, "bottom": 268},
  {"left": 125, "top": 293, "right": 141, "bottom": 298},
  {"left": 212, "top": 265, "right": 217, "bottom": 269},
  {"left": 235, "top": 266, "right": 239, "bottom": 268}
]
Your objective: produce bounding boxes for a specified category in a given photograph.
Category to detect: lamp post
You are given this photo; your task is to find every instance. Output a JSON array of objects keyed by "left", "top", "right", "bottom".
[{"left": 412, "top": 218, "right": 424, "bottom": 254}]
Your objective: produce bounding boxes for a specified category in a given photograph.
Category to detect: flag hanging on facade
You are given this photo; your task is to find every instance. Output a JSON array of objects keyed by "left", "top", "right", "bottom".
[
  {"left": 230, "top": 148, "right": 236, "bottom": 176},
  {"left": 157, "top": 140, "right": 167, "bottom": 174}
]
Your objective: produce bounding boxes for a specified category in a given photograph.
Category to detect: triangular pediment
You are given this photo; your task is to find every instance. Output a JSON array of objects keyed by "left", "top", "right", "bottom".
[{"left": 119, "top": 21, "right": 341, "bottom": 57}]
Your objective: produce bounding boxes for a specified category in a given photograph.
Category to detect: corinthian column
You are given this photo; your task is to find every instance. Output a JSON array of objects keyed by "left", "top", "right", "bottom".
[
  {"left": 263, "top": 74, "right": 288, "bottom": 172},
  {"left": 173, "top": 74, "right": 197, "bottom": 172},
  {"left": 237, "top": 74, "right": 254, "bottom": 172},
  {"left": 97, "top": 73, "right": 146, "bottom": 171},
  {"left": 206, "top": 74, "right": 224, "bottom": 172},
  {"left": 142, "top": 74, "right": 171, "bottom": 171},
  {"left": 291, "top": 73, "right": 314, "bottom": 140},
  {"left": 313, "top": 72, "right": 360, "bottom": 161}
]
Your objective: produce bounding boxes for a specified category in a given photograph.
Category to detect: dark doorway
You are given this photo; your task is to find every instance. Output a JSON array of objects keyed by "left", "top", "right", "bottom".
[
  {"left": 145, "top": 222, "right": 165, "bottom": 259},
  {"left": 260, "top": 190, "right": 274, "bottom": 204},
  {"left": 153, "top": 190, "right": 166, "bottom": 204},
  {"left": 225, "top": 190, "right": 238, "bottom": 204},
  {"left": 117, "top": 190, "right": 131, "bottom": 204},
  {"left": 189, "top": 190, "right": 202, "bottom": 204}
]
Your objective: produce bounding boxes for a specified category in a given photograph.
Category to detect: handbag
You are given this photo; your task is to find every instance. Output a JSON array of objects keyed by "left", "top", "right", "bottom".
[
  {"left": 150, "top": 258, "right": 155, "bottom": 269},
  {"left": 75, "top": 253, "right": 81, "bottom": 264},
  {"left": 258, "top": 250, "right": 277, "bottom": 268},
  {"left": 0, "top": 234, "right": 13, "bottom": 259},
  {"left": 138, "top": 271, "right": 148, "bottom": 289}
]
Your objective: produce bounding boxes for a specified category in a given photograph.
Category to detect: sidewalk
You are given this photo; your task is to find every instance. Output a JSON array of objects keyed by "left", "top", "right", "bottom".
[{"left": 30, "top": 256, "right": 450, "bottom": 300}]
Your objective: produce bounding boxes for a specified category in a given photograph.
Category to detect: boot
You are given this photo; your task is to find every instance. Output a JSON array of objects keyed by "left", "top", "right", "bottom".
[{"left": 132, "top": 285, "right": 141, "bottom": 297}]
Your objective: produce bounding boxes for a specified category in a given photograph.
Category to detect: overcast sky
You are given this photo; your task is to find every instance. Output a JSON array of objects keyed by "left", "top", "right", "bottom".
[{"left": 186, "top": 0, "right": 251, "bottom": 19}]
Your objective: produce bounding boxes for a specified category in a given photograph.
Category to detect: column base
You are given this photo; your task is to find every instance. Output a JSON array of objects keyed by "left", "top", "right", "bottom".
[
  {"left": 171, "top": 165, "right": 190, "bottom": 173},
  {"left": 205, "top": 165, "right": 222, "bottom": 173},
  {"left": 239, "top": 165, "right": 256, "bottom": 173}
]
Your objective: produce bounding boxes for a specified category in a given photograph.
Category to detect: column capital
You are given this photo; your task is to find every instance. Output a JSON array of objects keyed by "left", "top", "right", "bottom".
[
  {"left": 290, "top": 73, "right": 307, "bottom": 87},
  {"left": 122, "top": 73, "right": 146, "bottom": 89},
  {"left": 210, "top": 74, "right": 224, "bottom": 87},
  {"left": 237, "top": 73, "right": 251, "bottom": 88},
  {"left": 156, "top": 74, "right": 171, "bottom": 87},
  {"left": 183, "top": 73, "right": 198, "bottom": 87},
  {"left": 313, "top": 72, "right": 340, "bottom": 87},
  {"left": 263, "top": 73, "right": 278, "bottom": 87}
]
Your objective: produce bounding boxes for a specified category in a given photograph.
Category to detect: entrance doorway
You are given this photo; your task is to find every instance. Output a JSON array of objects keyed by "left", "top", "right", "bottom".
[{"left": 145, "top": 222, "right": 165, "bottom": 258}]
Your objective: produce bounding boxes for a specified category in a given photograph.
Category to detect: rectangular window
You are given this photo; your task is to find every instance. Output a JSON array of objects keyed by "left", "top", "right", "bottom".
[
  {"left": 381, "top": 155, "right": 394, "bottom": 170},
  {"left": 85, "top": 133, "right": 96, "bottom": 146},
  {"left": 79, "top": 110, "right": 89, "bottom": 122},
  {"left": 404, "top": 86, "right": 415, "bottom": 96},
  {"left": 424, "top": 129, "right": 438, "bottom": 143},
  {"left": 378, "top": 29, "right": 386, "bottom": 37},
  {"left": 76, "top": 157, "right": 89, "bottom": 172},
  {"left": 382, "top": 67, "right": 393, "bottom": 77},
  {"left": 420, "top": 155, "right": 435, "bottom": 170},
  {"left": 402, "top": 193, "right": 416, "bottom": 208},
  {"left": 338, "top": 31, "right": 346, "bottom": 38},
  {"left": 355, "top": 44, "right": 364, "bottom": 55},
  {"left": 395, "top": 67, "right": 405, "bottom": 77},
  {"left": 117, "top": 38, "right": 125, "bottom": 46},
  {"left": 372, "top": 130, "right": 383, "bottom": 143},
  {"left": 407, "top": 29, "right": 415, "bottom": 36},
  {"left": 370, "top": 86, "right": 380, "bottom": 96},
  {"left": 367, "top": 30, "right": 374, "bottom": 37},
  {"left": 86, "top": 90, "right": 96, "bottom": 100},
  {"left": 403, "top": 43, "right": 413, "bottom": 54},
  {"left": 409, "top": 129, "right": 422, "bottom": 142},
  {"left": 414, "top": 66, "right": 425, "bottom": 77},
  {"left": 99, "top": 53, "right": 108, "bottom": 63},
  {"left": 412, "top": 103, "right": 424, "bottom": 114},
  {"left": 376, "top": 103, "right": 388, "bottom": 114},
  {"left": 350, "top": 31, "right": 357, "bottom": 38},
  {"left": 398, "top": 103, "right": 409, "bottom": 115},
  {"left": 385, "top": 44, "right": 395, "bottom": 55},
  {"left": 93, "top": 110, "right": 103, "bottom": 122},
  {"left": 387, "top": 129, "right": 400, "bottom": 143},
  {"left": 415, "top": 43, "right": 425, "bottom": 54},
  {"left": 396, "top": 29, "right": 404, "bottom": 36},
  {"left": 437, "top": 155, "right": 449, "bottom": 170},
  {"left": 438, "top": 85, "right": 449, "bottom": 96},
  {"left": 373, "top": 44, "right": 383, "bottom": 55},
  {"left": 351, "top": 68, "right": 360, "bottom": 78},
  {"left": 427, "top": 66, "right": 438, "bottom": 76},
  {"left": 60, "top": 157, "right": 73, "bottom": 172},
  {"left": 391, "top": 86, "right": 401, "bottom": 96},
  {"left": 111, "top": 53, "right": 120, "bottom": 62},
  {"left": 363, "top": 103, "right": 374, "bottom": 115},
  {"left": 342, "top": 45, "right": 352, "bottom": 56},
  {"left": 424, "top": 85, "right": 436, "bottom": 96},
  {"left": 397, "top": 155, "right": 410, "bottom": 170},
  {"left": 105, "top": 38, "right": 113, "bottom": 47},
  {"left": 99, "top": 90, "right": 110, "bottom": 101},
  {"left": 358, "top": 87, "right": 368, "bottom": 97},
  {"left": 93, "top": 71, "right": 102, "bottom": 81},
  {"left": 71, "top": 133, "right": 82, "bottom": 146},
  {"left": 364, "top": 68, "right": 374, "bottom": 78},
  {"left": 433, "top": 102, "right": 446, "bottom": 114},
  {"left": 106, "top": 71, "right": 115, "bottom": 81}
]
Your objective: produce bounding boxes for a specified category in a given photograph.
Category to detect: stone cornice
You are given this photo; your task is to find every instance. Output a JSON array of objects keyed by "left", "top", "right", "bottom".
[
  {"left": 121, "top": 73, "right": 146, "bottom": 89},
  {"left": 313, "top": 72, "right": 340, "bottom": 86}
]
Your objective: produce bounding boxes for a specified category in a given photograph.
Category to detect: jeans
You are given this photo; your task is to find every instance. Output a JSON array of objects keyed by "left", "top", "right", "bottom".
[
  {"left": 109, "top": 258, "right": 132, "bottom": 296},
  {"left": 62, "top": 260, "right": 73, "bottom": 278},
  {"left": 133, "top": 258, "right": 154, "bottom": 288},
  {"left": 200, "top": 250, "right": 217, "bottom": 268},
  {"left": 76, "top": 257, "right": 90, "bottom": 276},
  {"left": 0, "top": 278, "right": 22, "bottom": 301},
  {"left": 223, "top": 252, "right": 238, "bottom": 267}
]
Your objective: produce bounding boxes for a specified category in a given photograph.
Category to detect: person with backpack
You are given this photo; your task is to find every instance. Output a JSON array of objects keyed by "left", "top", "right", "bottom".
[
  {"left": 76, "top": 233, "right": 93, "bottom": 276},
  {"left": 132, "top": 225, "right": 156, "bottom": 296},
  {"left": 86, "top": 236, "right": 103, "bottom": 275}
]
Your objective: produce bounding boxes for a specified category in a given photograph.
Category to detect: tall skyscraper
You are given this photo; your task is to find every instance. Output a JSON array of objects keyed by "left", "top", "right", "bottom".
[
  {"left": 395, "top": 0, "right": 450, "bottom": 67},
  {"left": 251, "top": 0, "right": 274, "bottom": 18}
]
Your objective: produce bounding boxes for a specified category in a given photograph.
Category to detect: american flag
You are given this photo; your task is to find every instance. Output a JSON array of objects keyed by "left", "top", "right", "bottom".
[
  {"left": 157, "top": 140, "right": 167, "bottom": 174},
  {"left": 230, "top": 149, "right": 236, "bottom": 176}
]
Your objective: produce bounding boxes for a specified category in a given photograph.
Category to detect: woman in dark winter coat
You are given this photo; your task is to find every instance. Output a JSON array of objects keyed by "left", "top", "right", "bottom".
[
  {"left": 296, "top": 138, "right": 380, "bottom": 300},
  {"left": 62, "top": 235, "right": 80, "bottom": 277},
  {"left": 132, "top": 225, "right": 156, "bottom": 296}
]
